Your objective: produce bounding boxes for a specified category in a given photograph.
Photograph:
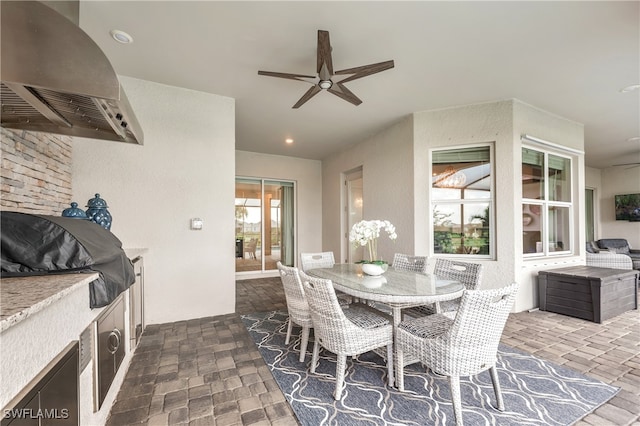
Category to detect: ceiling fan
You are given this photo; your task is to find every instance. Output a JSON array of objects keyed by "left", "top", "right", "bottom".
[{"left": 258, "top": 30, "right": 394, "bottom": 108}]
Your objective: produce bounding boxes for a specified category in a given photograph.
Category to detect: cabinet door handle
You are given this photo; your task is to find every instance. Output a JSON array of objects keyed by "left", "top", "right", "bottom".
[{"left": 108, "top": 328, "right": 122, "bottom": 354}]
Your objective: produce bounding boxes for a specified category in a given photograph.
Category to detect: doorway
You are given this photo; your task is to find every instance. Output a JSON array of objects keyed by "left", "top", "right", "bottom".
[
  {"left": 344, "top": 168, "right": 363, "bottom": 263},
  {"left": 235, "top": 178, "right": 295, "bottom": 273}
]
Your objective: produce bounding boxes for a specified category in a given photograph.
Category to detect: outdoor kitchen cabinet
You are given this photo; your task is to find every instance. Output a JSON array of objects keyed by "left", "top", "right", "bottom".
[
  {"left": 95, "top": 295, "right": 125, "bottom": 410},
  {"left": 0, "top": 272, "right": 135, "bottom": 425},
  {"left": 129, "top": 256, "right": 145, "bottom": 349},
  {"left": 1, "top": 342, "right": 79, "bottom": 426}
]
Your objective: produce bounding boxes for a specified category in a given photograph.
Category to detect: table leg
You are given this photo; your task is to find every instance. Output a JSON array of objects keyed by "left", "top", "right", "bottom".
[{"left": 391, "top": 306, "right": 403, "bottom": 387}]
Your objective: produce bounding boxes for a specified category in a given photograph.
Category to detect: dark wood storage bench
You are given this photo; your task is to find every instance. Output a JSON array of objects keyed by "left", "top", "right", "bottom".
[{"left": 538, "top": 266, "right": 639, "bottom": 323}]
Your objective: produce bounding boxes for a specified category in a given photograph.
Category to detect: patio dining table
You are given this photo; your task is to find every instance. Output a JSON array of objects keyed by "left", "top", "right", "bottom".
[{"left": 306, "top": 263, "right": 464, "bottom": 385}]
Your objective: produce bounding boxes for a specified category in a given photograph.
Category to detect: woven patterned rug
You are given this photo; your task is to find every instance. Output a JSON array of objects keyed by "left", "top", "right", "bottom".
[{"left": 242, "top": 311, "right": 618, "bottom": 426}]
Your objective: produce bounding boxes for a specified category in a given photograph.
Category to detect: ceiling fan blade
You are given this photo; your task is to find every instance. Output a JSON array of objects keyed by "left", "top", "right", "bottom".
[
  {"left": 317, "top": 30, "right": 333, "bottom": 79},
  {"left": 258, "top": 70, "right": 316, "bottom": 83},
  {"left": 292, "top": 85, "right": 322, "bottom": 109},
  {"left": 335, "top": 60, "right": 395, "bottom": 84},
  {"left": 328, "top": 82, "right": 362, "bottom": 106}
]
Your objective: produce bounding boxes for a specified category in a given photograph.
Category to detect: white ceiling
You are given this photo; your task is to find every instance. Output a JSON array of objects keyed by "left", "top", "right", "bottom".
[{"left": 78, "top": 1, "right": 640, "bottom": 169}]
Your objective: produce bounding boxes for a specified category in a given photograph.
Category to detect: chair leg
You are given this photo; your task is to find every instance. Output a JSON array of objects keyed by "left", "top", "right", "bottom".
[
  {"left": 334, "top": 354, "right": 347, "bottom": 400},
  {"left": 489, "top": 366, "right": 505, "bottom": 411},
  {"left": 386, "top": 343, "right": 394, "bottom": 388},
  {"left": 299, "top": 326, "right": 310, "bottom": 363},
  {"left": 448, "top": 375, "right": 464, "bottom": 426},
  {"left": 396, "top": 348, "right": 405, "bottom": 391},
  {"left": 285, "top": 317, "right": 293, "bottom": 344},
  {"left": 310, "top": 340, "right": 320, "bottom": 373}
]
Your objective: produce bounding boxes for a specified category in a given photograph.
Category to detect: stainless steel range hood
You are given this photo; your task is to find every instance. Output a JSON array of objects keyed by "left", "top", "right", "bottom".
[{"left": 1, "top": 1, "right": 143, "bottom": 145}]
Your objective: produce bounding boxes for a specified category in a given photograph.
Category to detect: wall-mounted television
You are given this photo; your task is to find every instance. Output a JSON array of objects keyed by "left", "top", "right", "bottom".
[{"left": 614, "top": 193, "right": 640, "bottom": 221}]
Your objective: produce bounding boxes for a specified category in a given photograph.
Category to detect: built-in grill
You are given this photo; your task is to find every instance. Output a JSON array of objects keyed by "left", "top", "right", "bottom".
[{"left": 0, "top": 211, "right": 135, "bottom": 308}]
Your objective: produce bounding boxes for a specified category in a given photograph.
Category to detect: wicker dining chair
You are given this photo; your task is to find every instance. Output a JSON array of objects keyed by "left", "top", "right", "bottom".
[
  {"left": 299, "top": 270, "right": 395, "bottom": 400},
  {"left": 300, "top": 251, "right": 353, "bottom": 305},
  {"left": 392, "top": 253, "right": 428, "bottom": 273},
  {"left": 277, "top": 262, "right": 314, "bottom": 362},
  {"left": 396, "top": 282, "right": 519, "bottom": 426},
  {"left": 404, "top": 258, "right": 483, "bottom": 318},
  {"left": 300, "top": 251, "right": 335, "bottom": 271}
]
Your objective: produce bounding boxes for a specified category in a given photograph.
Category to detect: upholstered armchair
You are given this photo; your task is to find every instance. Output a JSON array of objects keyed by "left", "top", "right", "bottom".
[{"left": 595, "top": 239, "right": 640, "bottom": 270}]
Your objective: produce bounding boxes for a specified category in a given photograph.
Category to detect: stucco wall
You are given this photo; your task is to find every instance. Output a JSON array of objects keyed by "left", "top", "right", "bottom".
[
  {"left": 322, "top": 116, "right": 415, "bottom": 263},
  {"left": 413, "top": 100, "right": 517, "bottom": 294},
  {"left": 73, "top": 77, "right": 236, "bottom": 325},
  {"left": 584, "top": 165, "right": 639, "bottom": 249},
  {"left": 324, "top": 99, "right": 586, "bottom": 312},
  {"left": 235, "top": 150, "right": 323, "bottom": 276},
  {"left": 599, "top": 166, "right": 640, "bottom": 248},
  {"left": 513, "top": 100, "right": 585, "bottom": 311}
]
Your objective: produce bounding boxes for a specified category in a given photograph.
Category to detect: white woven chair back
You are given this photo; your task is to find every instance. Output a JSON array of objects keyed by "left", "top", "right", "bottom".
[
  {"left": 300, "top": 251, "right": 335, "bottom": 271},
  {"left": 392, "top": 253, "right": 427, "bottom": 273},
  {"left": 299, "top": 271, "right": 354, "bottom": 352},
  {"left": 436, "top": 283, "right": 518, "bottom": 375},
  {"left": 433, "top": 258, "right": 483, "bottom": 290},
  {"left": 277, "top": 262, "right": 312, "bottom": 326},
  {"left": 586, "top": 252, "right": 633, "bottom": 269}
]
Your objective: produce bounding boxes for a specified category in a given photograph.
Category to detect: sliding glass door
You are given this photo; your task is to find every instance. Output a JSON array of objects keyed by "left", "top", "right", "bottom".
[{"left": 235, "top": 178, "right": 295, "bottom": 273}]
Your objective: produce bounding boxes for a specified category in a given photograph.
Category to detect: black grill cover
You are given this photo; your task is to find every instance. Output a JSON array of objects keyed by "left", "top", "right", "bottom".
[{"left": 1, "top": 211, "right": 135, "bottom": 308}]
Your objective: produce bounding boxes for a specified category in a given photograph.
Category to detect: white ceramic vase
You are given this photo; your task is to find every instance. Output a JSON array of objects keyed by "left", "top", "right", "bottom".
[{"left": 361, "top": 263, "right": 388, "bottom": 276}]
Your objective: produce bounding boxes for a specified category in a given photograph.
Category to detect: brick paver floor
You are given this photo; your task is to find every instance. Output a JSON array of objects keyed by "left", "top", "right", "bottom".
[{"left": 106, "top": 277, "right": 639, "bottom": 425}]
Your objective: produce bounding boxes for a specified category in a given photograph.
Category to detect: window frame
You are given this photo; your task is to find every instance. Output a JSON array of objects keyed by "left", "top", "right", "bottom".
[
  {"left": 521, "top": 145, "right": 574, "bottom": 258},
  {"left": 429, "top": 143, "right": 495, "bottom": 260}
]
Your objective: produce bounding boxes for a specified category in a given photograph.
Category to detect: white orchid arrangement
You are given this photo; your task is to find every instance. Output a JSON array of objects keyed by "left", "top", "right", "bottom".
[{"left": 349, "top": 220, "right": 397, "bottom": 263}]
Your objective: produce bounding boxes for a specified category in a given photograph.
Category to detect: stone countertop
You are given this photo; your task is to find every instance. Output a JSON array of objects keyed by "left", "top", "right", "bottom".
[
  {"left": 0, "top": 272, "right": 99, "bottom": 333},
  {"left": 124, "top": 248, "right": 148, "bottom": 261}
]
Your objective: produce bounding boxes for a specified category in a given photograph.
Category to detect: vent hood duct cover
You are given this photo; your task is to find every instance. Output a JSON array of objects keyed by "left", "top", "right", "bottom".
[{"left": 0, "top": 1, "right": 143, "bottom": 144}]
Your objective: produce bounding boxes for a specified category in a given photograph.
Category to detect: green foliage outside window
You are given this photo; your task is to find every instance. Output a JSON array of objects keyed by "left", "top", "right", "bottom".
[{"left": 433, "top": 207, "right": 490, "bottom": 254}]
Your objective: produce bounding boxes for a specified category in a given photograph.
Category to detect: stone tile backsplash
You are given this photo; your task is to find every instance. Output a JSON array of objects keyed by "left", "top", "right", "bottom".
[{"left": 1, "top": 127, "right": 72, "bottom": 214}]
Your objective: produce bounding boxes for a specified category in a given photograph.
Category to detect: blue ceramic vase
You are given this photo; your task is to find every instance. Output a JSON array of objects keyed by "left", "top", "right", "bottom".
[
  {"left": 62, "top": 202, "right": 89, "bottom": 219},
  {"left": 86, "top": 193, "right": 112, "bottom": 230}
]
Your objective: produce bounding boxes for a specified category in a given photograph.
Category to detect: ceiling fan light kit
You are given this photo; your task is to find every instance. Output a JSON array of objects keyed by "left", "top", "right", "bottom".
[
  {"left": 258, "top": 30, "right": 394, "bottom": 108},
  {"left": 318, "top": 80, "right": 333, "bottom": 90}
]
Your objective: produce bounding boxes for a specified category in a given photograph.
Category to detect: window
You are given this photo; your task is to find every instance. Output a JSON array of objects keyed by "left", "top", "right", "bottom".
[
  {"left": 522, "top": 147, "right": 572, "bottom": 256},
  {"left": 431, "top": 145, "right": 493, "bottom": 257}
]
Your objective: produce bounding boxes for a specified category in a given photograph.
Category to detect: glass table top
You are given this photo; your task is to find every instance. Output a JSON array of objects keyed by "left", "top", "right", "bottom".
[{"left": 305, "top": 264, "right": 464, "bottom": 305}]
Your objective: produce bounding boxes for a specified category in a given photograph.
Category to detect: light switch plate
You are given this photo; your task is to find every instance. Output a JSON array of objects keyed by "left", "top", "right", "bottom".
[{"left": 190, "top": 218, "right": 203, "bottom": 230}]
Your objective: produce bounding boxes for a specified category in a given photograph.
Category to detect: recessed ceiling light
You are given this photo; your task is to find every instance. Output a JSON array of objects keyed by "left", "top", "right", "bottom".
[
  {"left": 110, "top": 30, "right": 133, "bottom": 44},
  {"left": 285, "top": 138, "right": 294, "bottom": 144},
  {"left": 619, "top": 84, "right": 640, "bottom": 93},
  {"left": 627, "top": 136, "right": 640, "bottom": 142}
]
